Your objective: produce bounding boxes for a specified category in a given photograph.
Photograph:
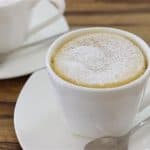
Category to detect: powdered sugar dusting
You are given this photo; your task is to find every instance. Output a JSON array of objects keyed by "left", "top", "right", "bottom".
[{"left": 52, "top": 32, "right": 146, "bottom": 88}]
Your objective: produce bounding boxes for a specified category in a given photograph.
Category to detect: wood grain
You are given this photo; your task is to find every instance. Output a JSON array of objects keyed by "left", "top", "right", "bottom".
[
  {"left": 0, "top": 119, "right": 17, "bottom": 143},
  {"left": 66, "top": 0, "right": 150, "bottom": 3},
  {"left": 0, "top": 76, "right": 28, "bottom": 103},
  {"left": 66, "top": 13, "right": 150, "bottom": 26},
  {"left": 66, "top": 1, "right": 150, "bottom": 13},
  {"left": 1, "top": 0, "right": 150, "bottom": 149},
  {"left": 0, "top": 143, "right": 21, "bottom": 150},
  {"left": 65, "top": 0, "right": 150, "bottom": 42},
  {"left": 0, "top": 103, "right": 15, "bottom": 117}
]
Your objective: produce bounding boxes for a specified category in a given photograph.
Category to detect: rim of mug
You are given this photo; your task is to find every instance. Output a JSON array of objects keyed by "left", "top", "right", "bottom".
[
  {"left": 46, "top": 27, "right": 150, "bottom": 92},
  {"left": 0, "top": 0, "right": 23, "bottom": 8}
]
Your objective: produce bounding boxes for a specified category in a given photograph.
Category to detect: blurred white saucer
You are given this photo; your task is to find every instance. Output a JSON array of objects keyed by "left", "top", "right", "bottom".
[
  {"left": 14, "top": 69, "right": 150, "bottom": 150},
  {"left": 0, "top": 0, "right": 69, "bottom": 79}
]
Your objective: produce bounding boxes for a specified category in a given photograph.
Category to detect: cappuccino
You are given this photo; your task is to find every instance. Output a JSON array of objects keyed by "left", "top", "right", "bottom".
[{"left": 51, "top": 32, "right": 146, "bottom": 88}]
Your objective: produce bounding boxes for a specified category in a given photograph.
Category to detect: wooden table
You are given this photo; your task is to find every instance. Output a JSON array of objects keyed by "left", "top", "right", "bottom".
[{"left": 1, "top": 0, "right": 150, "bottom": 149}]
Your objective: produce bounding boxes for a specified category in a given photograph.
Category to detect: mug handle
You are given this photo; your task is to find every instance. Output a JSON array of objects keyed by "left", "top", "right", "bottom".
[
  {"left": 133, "top": 80, "right": 150, "bottom": 127},
  {"left": 28, "top": 0, "right": 65, "bottom": 37}
]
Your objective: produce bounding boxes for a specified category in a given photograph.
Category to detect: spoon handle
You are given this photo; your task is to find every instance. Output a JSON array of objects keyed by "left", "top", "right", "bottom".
[{"left": 130, "top": 105, "right": 150, "bottom": 135}]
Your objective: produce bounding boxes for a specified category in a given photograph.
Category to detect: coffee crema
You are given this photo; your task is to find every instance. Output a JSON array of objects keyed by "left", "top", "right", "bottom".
[{"left": 51, "top": 32, "right": 147, "bottom": 88}]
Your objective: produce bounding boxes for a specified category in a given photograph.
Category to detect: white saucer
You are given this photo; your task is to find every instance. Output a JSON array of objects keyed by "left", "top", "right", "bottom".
[
  {"left": 0, "top": 0, "right": 69, "bottom": 79},
  {"left": 14, "top": 69, "right": 150, "bottom": 150}
]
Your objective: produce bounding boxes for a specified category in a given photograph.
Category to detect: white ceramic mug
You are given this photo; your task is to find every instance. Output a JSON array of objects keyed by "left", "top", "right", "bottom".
[
  {"left": 0, "top": 0, "right": 65, "bottom": 53},
  {"left": 46, "top": 27, "right": 150, "bottom": 138}
]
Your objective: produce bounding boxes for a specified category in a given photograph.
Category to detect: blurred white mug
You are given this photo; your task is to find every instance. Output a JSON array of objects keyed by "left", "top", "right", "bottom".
[{"left": 0, "top": 0, "right": 65, "bottom": 53}]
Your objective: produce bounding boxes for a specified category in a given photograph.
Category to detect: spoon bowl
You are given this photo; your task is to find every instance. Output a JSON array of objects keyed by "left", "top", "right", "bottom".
[{"left": 85, "top": 106, "right": 150, "bottom": 150}]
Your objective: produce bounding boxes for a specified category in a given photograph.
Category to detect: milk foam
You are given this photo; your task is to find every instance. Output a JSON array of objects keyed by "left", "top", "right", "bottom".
[{"left": 52, "top": 32, "right": 146, "bottom": 88}]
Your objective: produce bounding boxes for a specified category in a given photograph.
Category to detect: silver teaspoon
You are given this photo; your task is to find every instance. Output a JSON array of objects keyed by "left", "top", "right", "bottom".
[{"left": 84, "top": 106, "right": 150, "bottom": 150}]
